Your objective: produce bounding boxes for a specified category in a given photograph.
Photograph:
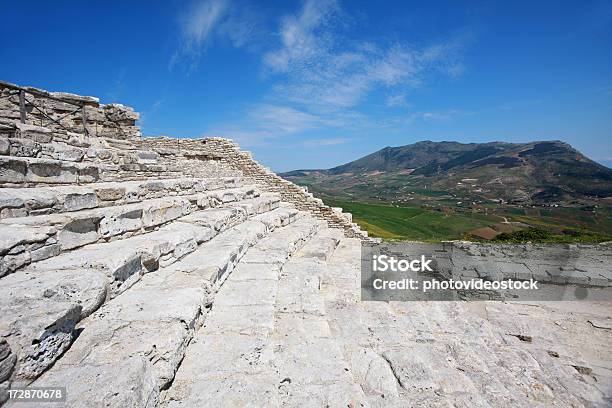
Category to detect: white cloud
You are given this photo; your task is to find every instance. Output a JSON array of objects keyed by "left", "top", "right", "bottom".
[
  {"left": 263, "top": 0, "right": 466, "bottom": 112},
  {"left": 408, "top": 109, "right": 470, "bottom": 122},
  {"left": 386, "top": 94, "right": 410, "bottom": 108},
  {"left": 171, "top": 0, "right": 264, "bottom": 70},
  {"left": 204, "top": 102, "right": 371, "bottom": 147},
  {"left": 263, "top": 0, "right": 339, "bottom": 73},
  {"left": 171, "top": 0, "right": 228, "bottom": 69},
  {"left": 201, "top": 0, "right": 470, "bottom": 147},
  {"left": 249, "top": 104, "right": 322, "bottom": 134},
  {"left": 302, "top": 137, "right": 349, "bottom": 147}
]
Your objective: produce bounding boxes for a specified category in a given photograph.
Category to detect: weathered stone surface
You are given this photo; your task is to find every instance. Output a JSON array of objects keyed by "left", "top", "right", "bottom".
[
  {"left": 0, "top": 296, "right": 81, "bottom": 381},
  {"left": 141, "top": 197, "right": 191, "bottom": 228},
  {"left": 21, "top": 357, "right": 159, "bottom": 408},
  {"left": 63, "top": 191, "right": 98, "bottom": 211},
  {"left": 0, "top": 224, "right": 54, "bottom": 255},
  {"left": 0, "top": 224, "right": 56, "bottom": 277},
  {"left": 28, "top": 206, "right": 303, "bottom": 407},
  {"left": 0, "top": 156, "right": 26, "bottom": 183},
  {"left": 15, "top": 123, "right": 53, "bottom": 143},
  {"left": 0, "top": 138, "right": 10, "bottom": 155},
  {"left": 51, "top": 145, "right": 85, "bottom": 162},
  {"left": 9, "top": 138, "right": 41, "bottom": 157},
  {"left": 0, "top": 339, "right": 16, "bottom": 383},
  {"left": 178, "top": 207, "right": 246, "bottom": 232},
  {"left": 0, "top": 177, "right": 245, "bottom": 219},
  {"left": 163, "top": 216, "right": 320, "bottom": 407},
  {"left": 228, "top": 193, "right": 280, "bottom": 215},
  {"left": 324, "top": 238, "right": 612, "bottom": 407},
  {"left": 253, "top": 206, "right": 299, "bottom": 229}
]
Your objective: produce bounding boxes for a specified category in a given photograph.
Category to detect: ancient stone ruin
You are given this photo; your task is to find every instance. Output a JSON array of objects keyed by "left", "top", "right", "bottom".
[{"left": 0, "top": 81, "right": 610, "bottom": 407}]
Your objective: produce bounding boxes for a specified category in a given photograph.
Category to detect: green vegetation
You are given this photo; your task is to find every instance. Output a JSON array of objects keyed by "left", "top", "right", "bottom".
[
  {"left": 325, "top": 199, "right": 612, "bottom": 243},
  {"left": 324, "top": 199, "right": 497, "bottom": 241},
  {"left": 492, "top": 228, "right": 612, "bottom": 244}
]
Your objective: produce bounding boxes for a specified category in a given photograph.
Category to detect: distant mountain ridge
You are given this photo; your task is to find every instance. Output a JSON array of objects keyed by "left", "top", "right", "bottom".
[{"left": 281, "top": 140, "right": 612, "bottom": 204}]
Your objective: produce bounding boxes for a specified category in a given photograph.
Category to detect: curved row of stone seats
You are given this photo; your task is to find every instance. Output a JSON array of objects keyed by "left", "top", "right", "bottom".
[
  {"left": 13, "top": 209, "right": 312, "bottom": 408},
  {"left": 1, "top": 121, "right": 161, "bottom": 168},
  {"left": 1, "top": 123, "right": 241, "bottom": 186},
  {"left": 0, "top": 155, "right": 190, "bottom": 187},
  {"left": 0, "top": 185, "right": 261, "bottom": 277},
  {"left": 0, "top": 177, "right": 243, "bottom": 218},
  {"left": 162, "top": 227, "right": 350, "bottom": 407},
  {"left": 0, "top": 196, "right": 294, "bottom": 390},
  {"left": 0, "top": 156, "right": 106, "bottom": 186},
  {"left": 0, "top": 151, "right": 242, "bottom": 187}
]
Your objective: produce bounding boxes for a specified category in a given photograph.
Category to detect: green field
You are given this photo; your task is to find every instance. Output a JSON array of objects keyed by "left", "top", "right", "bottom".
[
  {"left": 324, "top": 199, "right": 612, "bottom": 242},
  {"left": 324, "top": 199, "right": 497, "bottom": 241}
]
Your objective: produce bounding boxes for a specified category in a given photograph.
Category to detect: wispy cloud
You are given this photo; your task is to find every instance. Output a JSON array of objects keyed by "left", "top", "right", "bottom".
[
  {"left": 386, "top": 94, "right": 410, "bottom": 108},
  {"left": 249, "top": 104, "right": 323, "bottom": 134},
  {"left": 302, "top": 137, "right": 349, "bottom": 147},
  {"left": 409, "top": 109, "right": 468, "bottom": 122},
  {"left": 205, "top": 102, "right": 371, "bottom": 146},
  {"left": 201, "top": 0, "right": 470, "bottom": 147},
  {"left": 170, "top": 0, "right": 264, "bottom": 71},
  {"left": 263, "top": 0, "right": 466, "bottom": 112},
  {"left": 171, "top": 0, "right": 228, "bottom": 70},
  {"left": 263, "top": 0, "right": 340, "bottom": 73}
]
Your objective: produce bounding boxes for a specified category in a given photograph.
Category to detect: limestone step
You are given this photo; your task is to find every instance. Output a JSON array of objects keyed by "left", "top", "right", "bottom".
[
  {"left": 1, "top": 122, "right": 139, "bottom": 158},
  {"left": 0, "top": 155, "right": 185, "bottom": 187},
  {"left": 0, "top": 176, "right": 243, "bottom": 218},
  {"left": 22, "top": 211, "right": 313, "bottom": 408},
  {"left": 161, "top": 217, "right": 323, "bottom": 408},
  {"left": 270, "top": 230, "right": 368, "bottom": 408},
  {"left": 0, "top": 156, "right": 106, "bottom": 186},
  {"left": 0, "top": 201, "right": 292, "bottom": 386},
  {"left": 252, "top": 206, "right": 299, "bottom": 230},
  {"left": 0, "top": 186, "right": 260, "bottom": 277},
  {"left": 225, "top": 192, "right": 281, "bottom": 215}
]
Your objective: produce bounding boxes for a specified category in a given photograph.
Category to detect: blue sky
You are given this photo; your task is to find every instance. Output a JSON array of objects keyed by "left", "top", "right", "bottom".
[{"left": 1, "top": 0, "right": 611, "bottom": 172}]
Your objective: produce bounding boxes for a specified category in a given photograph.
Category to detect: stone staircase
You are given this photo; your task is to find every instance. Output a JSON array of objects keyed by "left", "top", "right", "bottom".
[{"left": 1, "top": 82, "right": 610, "bottom": 408}]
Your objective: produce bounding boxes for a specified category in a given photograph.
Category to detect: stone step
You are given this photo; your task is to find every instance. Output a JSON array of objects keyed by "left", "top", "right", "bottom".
[
  {"left": 0, "top": 201, "right": 295, "bottom": 386},
  {"left": 0, "top": 155, "right": 105, "bottom": 186},
  {"left": 0, "top": 155, "right": 185, "bottom": 188},
  {"left": 0, "top": 186, "right": 260, "bottom": 277},
  {"left": 22, "top": 211, "right": 312, "bottom": 408},
  {"left": 322, "top": 238, "right": 405, "bottom": 407},
  {"left": 270, "top": 230, "right": 368, "bottom": 408},
  {"left": 2, "top": 121, "right": 138, "bottom": 156},
  {"left": 252, "top": 206, "right": 299, "bottom": 230},
  {"left": 0, "top": 176, "right": 243, "bottom": 218},
  {"left": 161, "top": 217, "right": 323, "bottom": 408},
  {"left": 225, "top": 193, "right": 281, "bottom": 216}
]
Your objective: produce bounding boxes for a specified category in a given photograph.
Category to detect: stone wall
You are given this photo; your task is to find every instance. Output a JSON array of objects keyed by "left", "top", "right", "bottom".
[
  {"left": 0, "top": 81, "right": 140, "bottom": 141},
  {"left": 138, "top": 136, "right": 369, "bottom": 238},
  {"left": 378, "top": 240, "right": 612, "bottom": 291},
  {"left": 439, "top": 241, "right": 612, "bottom": 287}
]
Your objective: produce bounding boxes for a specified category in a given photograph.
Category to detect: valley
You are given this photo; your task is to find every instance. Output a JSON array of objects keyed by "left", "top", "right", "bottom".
[{"left": 282, "top": 140, "right": 612, "bottom": 242}]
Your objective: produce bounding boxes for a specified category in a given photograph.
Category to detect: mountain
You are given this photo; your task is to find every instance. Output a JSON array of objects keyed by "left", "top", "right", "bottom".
[{"left": 281, "top": 140, "right": 612, "bottom": 205}]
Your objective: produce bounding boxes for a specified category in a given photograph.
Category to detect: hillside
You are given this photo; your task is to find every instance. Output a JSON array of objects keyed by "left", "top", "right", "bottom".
[{"left": 282, "top": 140, "right": 612, "bottom": 205}]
